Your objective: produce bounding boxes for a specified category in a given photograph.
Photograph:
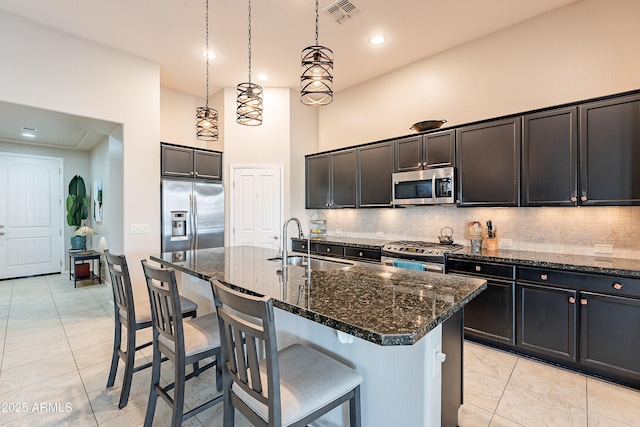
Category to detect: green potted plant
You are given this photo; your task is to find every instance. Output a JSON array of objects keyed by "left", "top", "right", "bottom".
[{"left": 66, "top": 175, "right": 90, "bottom": 250}]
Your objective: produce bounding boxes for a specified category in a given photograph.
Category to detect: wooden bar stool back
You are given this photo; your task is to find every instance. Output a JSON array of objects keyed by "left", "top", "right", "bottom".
[
  {"left": 141, "top": 260, "right": 222, "bottom": 427},
  {"left": 104, "top": 250, "right": 197, "bottom": 409},
  {"left": 211, "top": 279, "right": 363, "bottom": 427}
]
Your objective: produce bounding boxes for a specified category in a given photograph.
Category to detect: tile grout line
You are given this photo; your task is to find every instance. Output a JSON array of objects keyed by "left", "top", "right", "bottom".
[{"left": 47, "top": 275, "right": 103, "bottom": 427}]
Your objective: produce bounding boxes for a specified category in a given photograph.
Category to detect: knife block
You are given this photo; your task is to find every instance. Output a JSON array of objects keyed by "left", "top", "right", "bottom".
[{"left": 485, "top": 237, "right": 498, "bottom": 251}]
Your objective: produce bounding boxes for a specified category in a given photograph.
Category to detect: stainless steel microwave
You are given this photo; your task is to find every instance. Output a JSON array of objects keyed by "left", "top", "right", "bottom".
[{"left": 392, "top": 167, "right": 455, "bottom": 205}]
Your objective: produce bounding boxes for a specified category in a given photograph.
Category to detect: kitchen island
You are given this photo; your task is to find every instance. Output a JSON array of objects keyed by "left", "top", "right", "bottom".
[{"left": 151, "top": 245, "right": 486, "bottom": 426}]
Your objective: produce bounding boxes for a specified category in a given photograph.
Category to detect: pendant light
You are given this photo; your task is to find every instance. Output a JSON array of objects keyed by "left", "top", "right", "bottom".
[
  {"left": 300, "top": 0, "right": 334, "bottom": 106},
  {"left": 196, "top": 0, "right": 219, "bottom": 140},
  {"left": 236, "top": 0, "right": 263, "bottom": 126}
]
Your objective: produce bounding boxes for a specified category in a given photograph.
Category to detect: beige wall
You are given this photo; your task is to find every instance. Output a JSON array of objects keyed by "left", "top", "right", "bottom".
[
  {"left": 311, "top": 0, "right": 640, "bottom": 259},
  {"left": 318, "top": 0, "right": 640, "bottom": 150},
  {"left": 0, "top": 11, "right": 160, "bottom": 283}
]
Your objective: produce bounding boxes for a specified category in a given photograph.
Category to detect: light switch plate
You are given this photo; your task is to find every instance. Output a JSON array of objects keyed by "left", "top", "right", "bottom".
[
  {"left": 499, "top": 238, "right": 513, "bottom": 248},
  {"left": 594, "top": 244, "right": 613, "bottom": 254}
]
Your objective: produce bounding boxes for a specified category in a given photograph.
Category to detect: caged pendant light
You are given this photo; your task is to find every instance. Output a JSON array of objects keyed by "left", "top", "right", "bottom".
[
  {"left": 236, "top": 0, "right": 263, "bottom": 126},
  {"left": 300, "top": 0, "right": 334, "bottom": 106},
  {"left": 196, "top": 0, "right": 219, "bottom": 141}
]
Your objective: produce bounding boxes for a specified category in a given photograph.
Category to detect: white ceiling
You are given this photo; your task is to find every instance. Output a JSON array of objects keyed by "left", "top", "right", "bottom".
[{"left": 0, "top": 0, "right": 579, "bottom": 150}]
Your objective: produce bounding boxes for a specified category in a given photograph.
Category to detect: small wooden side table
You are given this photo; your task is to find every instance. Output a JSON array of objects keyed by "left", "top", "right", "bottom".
[{"left": 69, "top": 250, "right": 102, "bottom": 287}]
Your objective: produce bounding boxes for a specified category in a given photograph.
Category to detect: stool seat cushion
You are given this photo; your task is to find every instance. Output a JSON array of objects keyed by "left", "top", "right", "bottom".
[
  {"left": 120, "top": 296, "right": 198, "bottom": 325},
  {"left": 232, "top": 343, "right": 363, "bottom": 426},
  {"left": 159, "top": 313, "right": 220, "bottom": 357}
]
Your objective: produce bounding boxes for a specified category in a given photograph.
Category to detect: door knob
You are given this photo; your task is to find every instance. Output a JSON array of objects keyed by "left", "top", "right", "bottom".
[
  {"left": 271, "top": 236, "right": 279, "bottom": 240},
  {"left": 0, "top": 231, "right": 5, "bottom": 236}
]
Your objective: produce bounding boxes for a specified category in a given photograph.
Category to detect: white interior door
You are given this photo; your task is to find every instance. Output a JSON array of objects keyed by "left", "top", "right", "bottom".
[
  {"left": 231, "top": 166, "right": 283, "bottom": 250},
  {"left": 0, "top": 153, "right": 63, "bottom": 279}
]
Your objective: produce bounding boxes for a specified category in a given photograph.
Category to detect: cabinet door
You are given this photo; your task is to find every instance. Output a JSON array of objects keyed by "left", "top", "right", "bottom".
[
  {"left": 331, "top": 149, "right": 357, "bottom": 208},
  {"left": 579, "top": 94, "right": 640, "bottom": 205},
  {"left": 463, "top": 279, "right": 515, "bottom": 345},
  {"left": 161, "top": 144, "right": 194, "bottom": 178},
  {"left": 517, "top": 283, "right": 577, "bottom": 362},
  {"left": 522, "top": 107, "right": 578, "bottom": 206},
  {"left": 456, "top": 118, "right": 520, "bottom": 207},
  {"left": 358, "top": 142, "right": 393, "bottom": 207},
  {"left": 424, "top": 130, "right": 455, "bottom": 168},
  {"left": 193, "top": 149, "right": 221, "bottom": 180},
  {"left": 306, "top": 154, "right": 331, "bottom": 209},
  {"left": 394, "top": 135, "right": 423, "bottom": 172},
  {"left": 579, "top": 292, "right": 640, "bottom": 380}
]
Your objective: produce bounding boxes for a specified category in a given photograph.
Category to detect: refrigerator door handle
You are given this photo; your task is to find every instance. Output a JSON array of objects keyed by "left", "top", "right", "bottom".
[{"left": 193, "top": 193, "right": 199, "bottom": 249}]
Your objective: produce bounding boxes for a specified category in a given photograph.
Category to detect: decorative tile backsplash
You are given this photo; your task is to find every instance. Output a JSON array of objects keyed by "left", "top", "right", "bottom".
[{"left": 306, "top": 206, "right": 640, "bottom": 259}]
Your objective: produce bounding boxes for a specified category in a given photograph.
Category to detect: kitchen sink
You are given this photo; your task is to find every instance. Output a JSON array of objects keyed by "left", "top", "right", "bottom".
[{"left": 268, "top": 256, "right": 352, "bottom": 271}]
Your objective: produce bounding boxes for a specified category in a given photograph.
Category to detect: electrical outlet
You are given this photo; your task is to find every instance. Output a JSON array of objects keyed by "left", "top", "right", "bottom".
[
  {"left": 500, "top": 238, "right": 513, "bottom": 248},
  {"left": 130, "top": 224, "right": 141, "bottom": 234},
  {"left": 594, "top": 244, "right": 613, "bottom": 254},
  {"left": 334, "top": 228, "right": 343, "bottom": 235},
  {"left": 140, "top": 224, "right": 150, "bottom": 234}
]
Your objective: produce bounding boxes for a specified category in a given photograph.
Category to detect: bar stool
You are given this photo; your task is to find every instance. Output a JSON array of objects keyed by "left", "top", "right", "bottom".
[
  {"left": 104, "top": 250, "right": 198, "bottom": 409},
  {"left": 211, "top": 279, "right": 363, "bottom": 427},
  {"left": 141, "top": 260, "right": 223, "bottom": 427}
]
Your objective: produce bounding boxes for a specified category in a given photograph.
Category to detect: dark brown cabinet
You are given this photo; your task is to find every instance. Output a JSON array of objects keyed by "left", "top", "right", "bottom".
[
  {"left": 305, "top": 150, "right": 357, "bottom": 209},
  {"left": 357, "top": 142, "right": 393, "bottom": 207},
  {"left": 579, "top": 292, "right": 640, "bottom": 381},
  {"left": 161, "top": 143, "right": 222, "bottom": 180},
  {"left": 516, "top": 282, "right": 577, "bottom": 362},
  {"left": 447, "top": 259, "right": 515, "bottom": 345},
  {"left": 579, "top": 94, "right": 640, "bottom": 205},
  {"left": 456, "top": 118, "right": 520, "bottom": 207},
  {"left": 522, "top": 107, "right": 578, "bottom": 206},
  {"left": 394, "top": 131, "right": 455, "bottom": 172}
]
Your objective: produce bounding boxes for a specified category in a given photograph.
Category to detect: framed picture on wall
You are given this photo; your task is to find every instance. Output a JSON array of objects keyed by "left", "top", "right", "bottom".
[{"left": 93, "top": 179, "right": 103, "bottom": 223}]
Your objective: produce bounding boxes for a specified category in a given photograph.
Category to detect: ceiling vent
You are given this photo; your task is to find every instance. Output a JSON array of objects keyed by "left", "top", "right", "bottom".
[{"left": 324, "top": 0, "right": 359, "bottom": 25}]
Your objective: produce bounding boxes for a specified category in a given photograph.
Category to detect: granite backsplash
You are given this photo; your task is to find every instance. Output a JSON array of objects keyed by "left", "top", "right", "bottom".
[{"left": 305, "top": 206, "right": 640, "bottom": 260}]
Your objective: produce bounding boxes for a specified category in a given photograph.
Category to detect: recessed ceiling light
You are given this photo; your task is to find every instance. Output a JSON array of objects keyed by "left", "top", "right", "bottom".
[
  {"left": 257, "top": 74, "right": 269, "bottom": 81},
  {"left": 21, "top": 133, "right": 36, "bottom": 138},
  {"left": 369, "top": 35, "right": 386, "bottom": 45},
  {"left": 201, "top": 50, "right": 217, "bottom": 59}
]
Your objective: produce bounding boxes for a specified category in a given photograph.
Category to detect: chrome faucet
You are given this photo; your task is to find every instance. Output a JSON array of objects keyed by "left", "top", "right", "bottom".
[{"left": 281, "top": 217, "right": 304, "bottom": 268}]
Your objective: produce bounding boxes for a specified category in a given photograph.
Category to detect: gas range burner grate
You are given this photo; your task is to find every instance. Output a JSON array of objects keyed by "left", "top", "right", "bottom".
[{"left": 384, "top": 240, "right": 464, "bottom": 252}]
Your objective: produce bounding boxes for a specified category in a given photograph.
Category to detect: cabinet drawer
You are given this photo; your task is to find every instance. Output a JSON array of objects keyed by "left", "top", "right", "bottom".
[
  {"left": 292, "top": 240, "right": 317, "bottom": 254},
  {"left": 344, "top": 247, "right": 381, "bottom": 262},
  {"left": 517, "top": 267, "right": 640, "bottom": 299},
  {"left": 316, "top": 243, "right": 345, "bottom": 258},
  {"left": 447, "top": 259, "right": 515, "bottom": 280}
]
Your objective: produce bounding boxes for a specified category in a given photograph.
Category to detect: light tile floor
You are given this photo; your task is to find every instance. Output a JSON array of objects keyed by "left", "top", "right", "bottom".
[{"left": 1, "top": 274, "right": 640, "bottom": 426}]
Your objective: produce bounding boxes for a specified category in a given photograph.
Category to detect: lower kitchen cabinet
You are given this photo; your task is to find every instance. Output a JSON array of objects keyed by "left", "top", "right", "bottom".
[
  {"left": 579, "top": 292, "right": 640, "bottom": 381},
  {"left": 517, "top": 283, "right": 577, "bottom": 362},
  {"left": 447, "top": 259, "right": 515, "bottom": 345},
  {"left": 464, "top": 279, "right": 515, "bottom": 345}
]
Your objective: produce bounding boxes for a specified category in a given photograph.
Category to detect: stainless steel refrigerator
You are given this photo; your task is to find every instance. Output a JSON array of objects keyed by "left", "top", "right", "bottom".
[{"left": 161, "top": 179, "right": 224, "bottom": 253}]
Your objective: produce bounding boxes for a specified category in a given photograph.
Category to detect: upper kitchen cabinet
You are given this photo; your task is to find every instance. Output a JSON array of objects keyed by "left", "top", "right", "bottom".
[
  {"left": 358, "top": 141, "right": 394, "bottom": 207},
  {"left": 161, "top": 143, "right": 222, "bottom": 180},
  {"left": 456, "top": 118, "right": 521, "bottom": 207},
  {"left": 579, "top": 94, "right": 640, "bottom": 205},
  {"left": 394, "top": 130, "right": 455, "bottom": 172},
  {"left": 305, "top": 149, "right": 357, "bottom": 209},
  {"left": 522, "top": 107, "right": 578, "bottom": 206}
]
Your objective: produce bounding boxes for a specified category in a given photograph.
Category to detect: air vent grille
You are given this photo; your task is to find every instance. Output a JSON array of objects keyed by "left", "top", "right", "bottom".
[{"left": 324, "top": 0, "right": 359, "bottom": 25}]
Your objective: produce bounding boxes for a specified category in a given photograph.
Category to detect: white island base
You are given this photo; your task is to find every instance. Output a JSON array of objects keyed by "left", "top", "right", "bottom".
[{"left": 180, "top": 273, "right": 447, "bottom": 427}]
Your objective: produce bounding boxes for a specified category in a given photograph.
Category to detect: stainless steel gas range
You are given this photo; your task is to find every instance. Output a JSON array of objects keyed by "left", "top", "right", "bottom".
[{"left": 381, "top": 240, "right": 464, "bottom": 273}]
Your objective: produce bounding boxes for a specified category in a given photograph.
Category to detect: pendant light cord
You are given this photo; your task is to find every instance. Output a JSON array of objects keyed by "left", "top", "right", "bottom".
[
  {"left": 205, "top": 0, "right": 210, "bottom": 107},
  {"left": 315, "top": 0, "right": 319, "bottom": 46},
  {"left": 248, "top": 0, "right": 252, "bottom": 84}
]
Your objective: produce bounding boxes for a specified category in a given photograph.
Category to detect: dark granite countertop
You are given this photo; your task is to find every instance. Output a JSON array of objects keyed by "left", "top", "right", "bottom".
[
  {"left": 293, "top": 235, "right": 388, "bottom": 250},
  {"left": 294, "top": 236, "right": 640, "bottom": 278},
  {"left": 447, "top": 248, "right": 640, "bottom": 278},
  {"left": 150, "top": 245, "right": 486, "bottom": 346}
]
